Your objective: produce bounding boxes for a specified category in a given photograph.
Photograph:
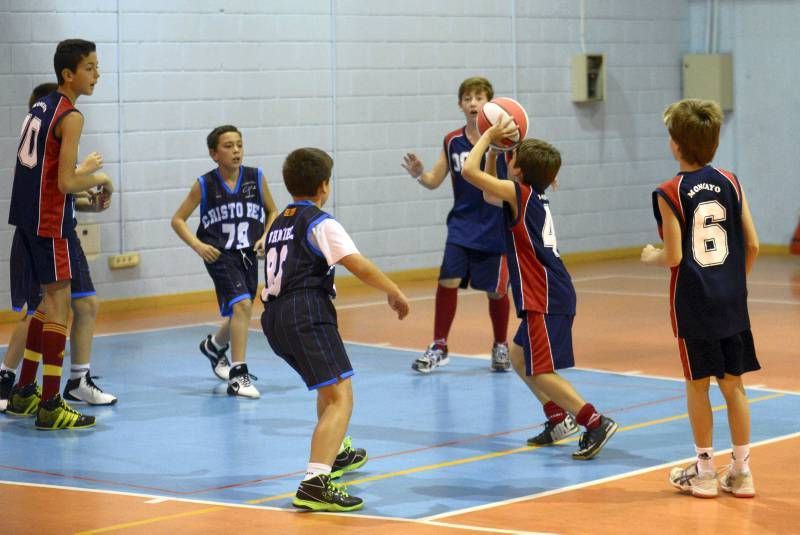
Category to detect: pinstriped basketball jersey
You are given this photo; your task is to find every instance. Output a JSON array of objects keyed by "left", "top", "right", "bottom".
[
  {"left": 505, "top": 182, "right": 576, "bottom": 316},
  {"left": 653, "top": 166, "right": 749, "bottom": 339},
  {"left": 9, "top": 91, "right": 78, "bottom": 238},
  {"left": 444, "top": 127, "right": 508, "bottom": 254},
  {"left": 196, "top": 166, "right": 266, "bottom": 251},
  {"left": 263, "top": 201, "right": 336, "bottom": 300}
]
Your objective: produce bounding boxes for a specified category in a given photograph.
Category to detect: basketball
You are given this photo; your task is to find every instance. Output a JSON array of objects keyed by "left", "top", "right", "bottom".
[{"left": 476, "top": 97, "right": 529, "bottom": 151}]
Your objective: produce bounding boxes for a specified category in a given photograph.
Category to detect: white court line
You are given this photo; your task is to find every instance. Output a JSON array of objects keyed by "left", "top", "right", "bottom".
[
  {"left": 423, "top": 431, "right": 800, "bottom": 522},
  {"left": 144, "top": 497, "right": 170, "bottom": 504}
]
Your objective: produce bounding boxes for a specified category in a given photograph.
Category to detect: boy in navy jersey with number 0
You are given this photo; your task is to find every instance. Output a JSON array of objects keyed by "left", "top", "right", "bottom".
[
  {"left": 172, "top": 125, "right": 277, "bottom": 398},
  {"left": 401, "top": 77, "right": 511, "bottom": 373},
  {"left": 642, "top": 99, "right": 760, "bottom": 499},
  {"left": 462, "top": 118, "right": 618, "bottom": 461},
  {"left": 262, "top": 148, "right": 409, "bottom": 512}
]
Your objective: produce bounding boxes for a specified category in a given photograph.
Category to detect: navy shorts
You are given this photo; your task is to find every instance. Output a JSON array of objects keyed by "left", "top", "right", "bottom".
[
  {"left": 677, "top": 330, "right": 760, "bottom": 381},
  {"left": 204, "top": 249, "right": 257, "bottom": 317},
  {"left": 261, "top": 289, "right": 353, "bottom": 390},
  {"left": 513, "top": 312, "right": 575, "bottom": 375},
  {"left": 11, "top": 228, "right": 95, "bottom": 312},
  {"left": 439, "top": 242, "right": 508, "bottom": 294}
]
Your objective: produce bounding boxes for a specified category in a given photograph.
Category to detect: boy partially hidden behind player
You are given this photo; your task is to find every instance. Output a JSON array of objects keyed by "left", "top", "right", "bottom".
[
  {"left": 642, "top": 99, "right": 760, "bottom": 498},
  {"left": 461, "top": 118, "right": 618, "bottom": 460},
  {"left": 262, "top": 148, "right": 409, "bottom": 512},
  {"left": 172, "top": 125, "right": 277, "bottom": 399}
]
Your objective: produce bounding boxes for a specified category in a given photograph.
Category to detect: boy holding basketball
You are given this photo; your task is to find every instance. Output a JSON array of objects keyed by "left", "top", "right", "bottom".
[
  {"left": 401, "top": 76, "right": 512, "bottom": 374},
  {"left": 461, "top": 117, "right": 618, "bottom": 460},
  {"left": 172, "top": 125, "right": 278, "bottom": 398},
  {"left": 641, "top": 99, "right": 760, "bottom": 498},
  {"left": 262, "top": 148, "right": 409, "bottom": 511}
]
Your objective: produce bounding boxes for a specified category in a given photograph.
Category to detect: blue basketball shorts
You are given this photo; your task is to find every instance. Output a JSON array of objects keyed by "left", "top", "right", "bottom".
[
  {"left": 439, "top": 242, "right": 509, "bottom": 294},
  {"left": 513, "top": 312, "right": 575, "bottom": 375},
  {"left": 677, "top": 329, "right": 760, "bottom": 381},
  {"left": 204, "top": 249, "right": 258, "bottom": 317}
]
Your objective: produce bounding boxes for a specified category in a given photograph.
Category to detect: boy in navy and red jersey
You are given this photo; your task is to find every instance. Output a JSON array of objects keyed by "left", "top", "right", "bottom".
[
  {"left": 642, "top": 98, "right": 760, "bottom": 499},
  {"left": 262, "top": 148, "right": 409, "bottom": 512},
  {"left": 461, "top": 117, "right": 618, "bottom": 460},
  {"left": 401, "top": 76, "right": 512, "bottom": 373},
  {"left": 1, "top": 82, "right": 117, "bottom": 414},
  {"left": 172, "top": 125, "right": 278, "bottom": 399},
  {"left": 6, "top": 39, "right": 114, "bottom": 429}
]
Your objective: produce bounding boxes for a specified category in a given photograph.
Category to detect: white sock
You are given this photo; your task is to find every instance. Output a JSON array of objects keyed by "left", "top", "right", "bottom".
[
  {"left": 695, "top": 446, "right": 715, "bottom": 475},
  {"left": 732, "top": 444, "right": 751, "bottom": 474},
  {"left": 303, "top": 462, "right": 331, "bottom": 481},
  {"left": 0, "top": 363, "right": 14, "bottom": 373},
  {"left": 70, "top": 364, "right": 90, "bottom": 381},
  {"left": 210, "top": 335, "right": 226, "bottom": 350}
]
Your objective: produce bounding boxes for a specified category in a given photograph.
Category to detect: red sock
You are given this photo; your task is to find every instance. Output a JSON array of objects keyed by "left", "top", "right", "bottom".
[
  {"left": 576, "top": 403, "right": 601, "bottom": 430},
  {"left": 17, "top": 310, "right": 46, "bottom": 387},
  {"left": 41, "top": 322, "right": 68, "bottom": 401},
  {"left": 432, "top": 285, "right": 458, "bottom": 346},
  {"left": 488, "top": 294, "right": 509, "bottom": 344},
  {"left": 543, "top": 401, "right": 567, "bottom": 424}
]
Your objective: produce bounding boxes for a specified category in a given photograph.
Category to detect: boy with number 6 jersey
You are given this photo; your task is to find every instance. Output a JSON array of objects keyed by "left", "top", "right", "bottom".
[
  {"left": 172, "top": 125, "right": 277, "bottom": 398},
  {"left": 642, "top": 99, "right": 760, "bottom": 499}
]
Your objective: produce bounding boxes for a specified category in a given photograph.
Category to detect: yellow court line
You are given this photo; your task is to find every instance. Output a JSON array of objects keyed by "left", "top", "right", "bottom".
[{"left": 77, "top": 392, "right": 786, "bottom": 533}]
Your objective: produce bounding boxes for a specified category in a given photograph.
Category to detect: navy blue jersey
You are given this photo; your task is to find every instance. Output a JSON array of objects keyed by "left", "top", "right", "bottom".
[
  {"left": 263, "top": 201, "right": 336, "bottom": 300},
  {"left": 653, "top": 166, "right": 749, "bottom": 340},
  {"left": 504, "top": 182, "right": 576, "bottom": 317},
  {"left": 196, "top": 166, "right": 266, "bottom": 251},
  {"left": 444, "top": 127, "right": 507, "bottom": 254},
  {"left": 9, "top": 91, "right": 78, "bottom": 238}
]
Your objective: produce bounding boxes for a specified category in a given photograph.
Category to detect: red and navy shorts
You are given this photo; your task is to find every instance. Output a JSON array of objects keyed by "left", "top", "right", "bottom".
[
  {"left": 513, "top": 312, "right": 575, "bottom": 375},
  {"left": 677, "top": 330, "right": 760, "bottom": 381},
  {"left": 439, "top": 242, "right": 508, "bottom": 294}
]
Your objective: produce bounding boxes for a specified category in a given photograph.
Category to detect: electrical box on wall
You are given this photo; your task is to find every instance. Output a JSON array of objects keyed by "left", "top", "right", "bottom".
[
  {"left": 683, "top": 54, "right": 733, "bottom": 111},
  {"left": 571, "top": 54, "right": 605, "bottom": 102},
  {"left": 76, "top": 223, "right": 100, "bottom": 259}
]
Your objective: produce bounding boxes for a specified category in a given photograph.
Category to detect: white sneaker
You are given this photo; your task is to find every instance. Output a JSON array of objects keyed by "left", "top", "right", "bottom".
[
  {"left": 200, "top": 335, "right": 231, "bottom": 381},
  {"left": 669, "top": 463, "right": 718, "bottom": 498},
  {"left": 490, "top": 343, "right": 510, "bottom": 372},
  {"left": 412, "top": 344, "right": 449, "bottom": 374},
  {"left": 63, "top": 371, "right": 118, "bottom": 406},
  {"left": 719, "top": 465, "right": 756, "bottom": 498},
  {"left": 227, "top": 363, "right": 260, "bottom": 399}
]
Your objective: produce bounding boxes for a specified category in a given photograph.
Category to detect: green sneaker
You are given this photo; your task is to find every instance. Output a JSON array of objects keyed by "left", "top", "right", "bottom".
[
  {"left": 330, "top": 436, "right": 368, "bottom": 479},
  {"left": 5, "top": 382, "right": 42, "bottom": 417},
  {"left": 292, "top": 474, "right": 363, "bottom": 512},
  {"left": 35, "top": 394, "right": 96, "bottom": 430}
]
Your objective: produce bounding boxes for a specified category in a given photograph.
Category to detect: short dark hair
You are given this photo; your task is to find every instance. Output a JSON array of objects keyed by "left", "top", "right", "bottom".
[
  {"left": 458, "top": 76, "right": 494, "bottom": 101},
  {"left": 282, "top": 148, "right": 333, "bottom": 197},
  {"left": 663, "top": 98, "right": 722, "bottom": 166},
  {"left": 207, "top": 125, "right": 241, "bottom": 150},
  {"left": 514, "top": 139, "right": 562, "bottom": 192},
  {"left": 54, "top": 39, "right": 96, "bottom": 85},
  {"left": 29, "top": 82, "right": 58, "bottom": 109}
]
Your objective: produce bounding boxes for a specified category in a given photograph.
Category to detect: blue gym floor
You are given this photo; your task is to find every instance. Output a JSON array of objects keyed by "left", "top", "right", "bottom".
[{"left": 1, "top": 324, "right": 797, "bottom": 519}]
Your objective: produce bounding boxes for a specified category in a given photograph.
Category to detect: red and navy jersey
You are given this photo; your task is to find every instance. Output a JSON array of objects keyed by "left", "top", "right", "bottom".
[
  {"left": 9, "top": 91, "right": 79, "bottom": 238},
  {"left": 444, "top": 127, "right": 508, "bottom": 254},
  {"left": 653, "top": 166, "right": 750, "bottom": 340},
  {"left": 263, "top": 201, "right": 336, "bottom": 301},
  {"left": 504, "top": 182, "right": 576, "bottom": 316},
  {"left": 196, "top": 166, "right": 266, "bottom": 251}
]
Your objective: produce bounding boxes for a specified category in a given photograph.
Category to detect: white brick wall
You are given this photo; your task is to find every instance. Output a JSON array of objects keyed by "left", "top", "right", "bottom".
[{"left": 0, "top": 0, "right": 691, "bottom": 307}]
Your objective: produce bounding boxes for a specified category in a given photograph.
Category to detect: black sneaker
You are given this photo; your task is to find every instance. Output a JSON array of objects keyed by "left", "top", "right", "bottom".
[
  {"left": 0, "top": 369, "right": 16, "bottom": 412},
  {"left": 292, "top": 474, "right": 364, "bottom": 512},
  {"left": 331, "top": 436, "right": 368, "bottom": 479},
  {"left": 572, "top": 416, "right": 618, "bottom": 460},
  {"left": 5, "top": 382, "right": 41, "bottom": 417},
  {"left": 199, "top": 335, "right": 231, "bottom": 380},
  {"left": 527, "top": 414, "right": 580, "bottom": 446}
]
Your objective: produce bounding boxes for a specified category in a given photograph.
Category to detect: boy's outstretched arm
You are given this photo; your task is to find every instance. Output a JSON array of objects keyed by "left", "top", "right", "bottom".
[
  {"left": 338, "top": 253, "right": 410, "bottom": 319},
  {"left": 402, "top": 151, "right": 448, "bottom": 190},
  {"left": 171, "top": 181, "right": 221, "bottom": 264},
  {"left": 461, "top": 117, "right": 517, "bottom": 205},
  {"left": 740, "top": 191, "right": 759, "bottom": 274},
  {"left": 641, "top": 196, "right": 683, "bottom": 267}
]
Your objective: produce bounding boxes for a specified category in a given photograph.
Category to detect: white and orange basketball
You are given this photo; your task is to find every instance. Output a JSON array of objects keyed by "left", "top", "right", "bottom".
[{"left": 476, "top": 97, "right": 529, "bottom": 151}]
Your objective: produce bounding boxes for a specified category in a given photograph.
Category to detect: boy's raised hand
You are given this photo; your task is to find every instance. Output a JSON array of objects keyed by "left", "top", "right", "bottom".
[
  {"left": 487, "top": 114, "right": 518, "bottom": 143},
  {"left": 401, "top": 153, "right": 423, "bottom": 179},
  {"left": 640, "top": 243, "right": 661, "bottom": 265},
  {"left": 388, "top": 290, "right": 410, "bottom": 320},
  {"left": 78, "top": 151, "right": 103, "bottom": 175}
]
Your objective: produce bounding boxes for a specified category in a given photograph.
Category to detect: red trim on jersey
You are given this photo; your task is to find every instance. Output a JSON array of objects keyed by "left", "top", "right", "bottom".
[
  {"left": 669, "top": 265, "right": 679, "bottom": 336},
  {"left": 37, "top": 97, "right": 74, "bottom": 238},
  {"left": 677, "top": 337, "right": 692, "bottom": 380},
  {"left": 658, "top": 175, "right": 685, "bottom": 223},
  {"left": 494, "top": 254, "right": 510, "bottom": 295},
  {"left": 714, "top": 167, "right": 741, "bottom": 202},
  {"left": 526, "top": 313, "right": 555, "bottom": 374},
  {"left": 512, "top": 184, "right": 549, "bottom": 313},
  {"left": 52, "top": 237, "right": 72, "bottom": 281}
]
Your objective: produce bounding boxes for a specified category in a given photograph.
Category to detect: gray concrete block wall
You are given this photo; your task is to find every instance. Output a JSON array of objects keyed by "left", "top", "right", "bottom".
[{"left": 1, "top": 1, "right": 693, "bottom": 307}]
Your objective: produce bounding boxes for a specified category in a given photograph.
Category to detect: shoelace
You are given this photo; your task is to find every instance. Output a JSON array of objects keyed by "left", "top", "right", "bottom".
[
  {"left": 341, "top": 436, "right": 353, "bottom": 452},
  {"left": 326, "top": 479, "right": 350, "bottom": 498},
  {"left": 84, "top": 374, "right": 106, "bottom": 393}
]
